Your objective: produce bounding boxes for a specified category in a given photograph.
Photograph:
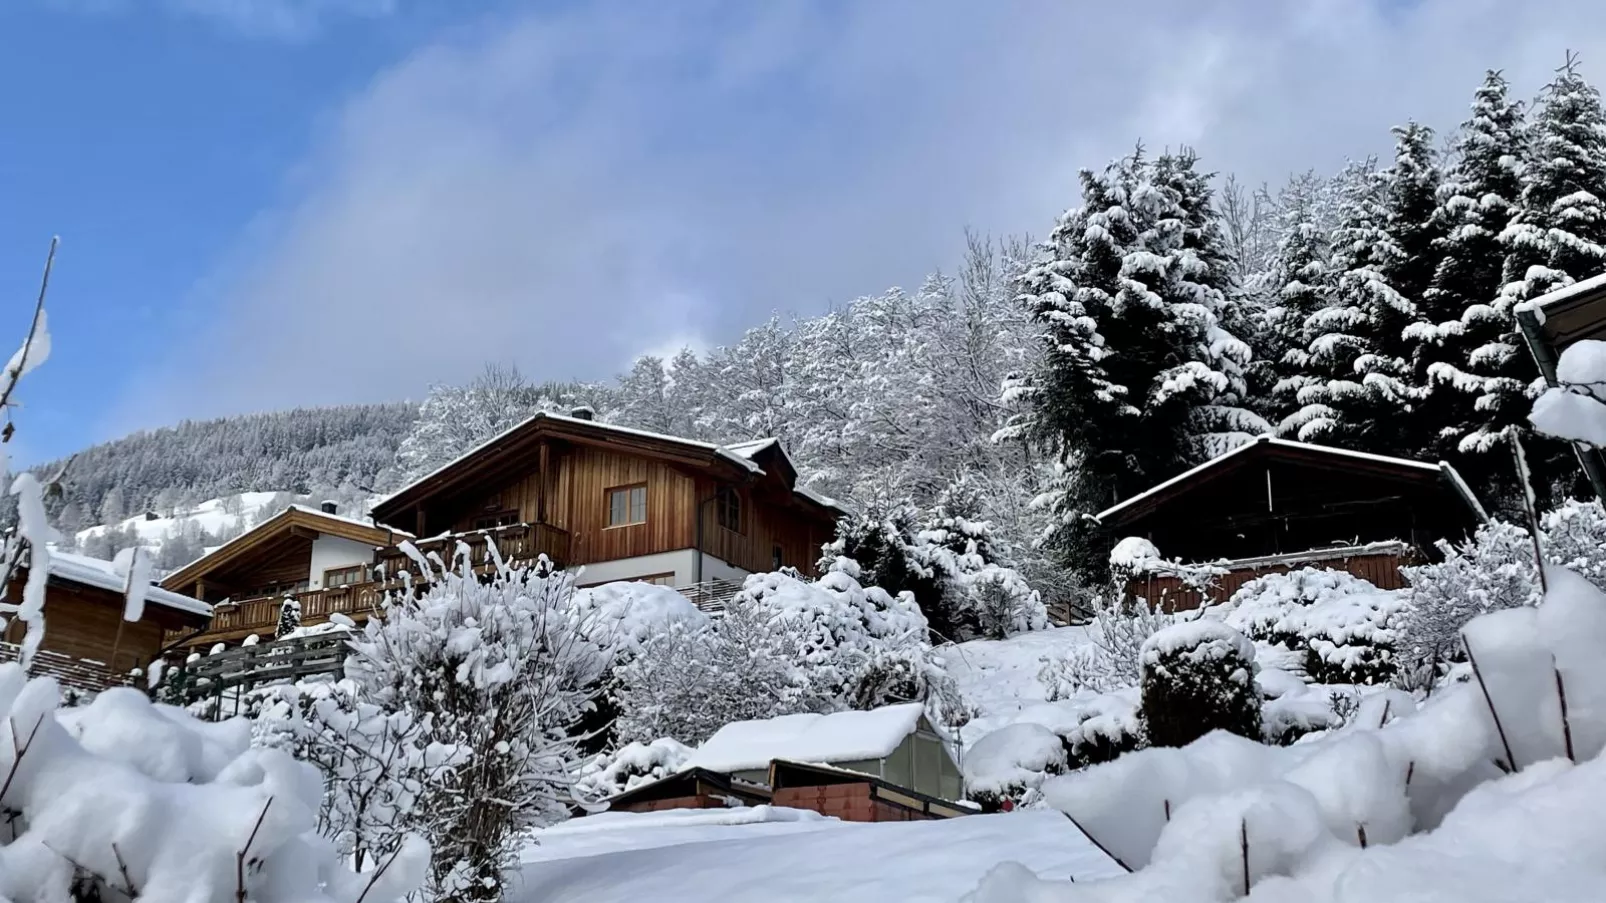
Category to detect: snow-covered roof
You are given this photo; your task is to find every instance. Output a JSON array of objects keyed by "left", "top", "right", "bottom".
[
  {"left": 1096, "top": 435, "right": 1446, "bottom": 524},
  {"left": 721, "top": 437, "right": 780, "bottom": 460},
  {"left": 285, "top": 504, "right": 413, "bottom": 538},
  {"left": 1516, "top": 269, "right": 1606, "bottom": 317},
  {"left": 681, "top": 702, "right": 926, "bottom": 774},
  {"left": 43, "top": 551, "right": 211, "bottom": 617}
]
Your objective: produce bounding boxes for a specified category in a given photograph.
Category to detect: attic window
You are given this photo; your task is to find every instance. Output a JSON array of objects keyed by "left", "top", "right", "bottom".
[
  {"left": 607, "top": 484, "right": 647, "bottom": 527},
  {"left": 716, "top": 487, "right": 742, "bottom": 533}
]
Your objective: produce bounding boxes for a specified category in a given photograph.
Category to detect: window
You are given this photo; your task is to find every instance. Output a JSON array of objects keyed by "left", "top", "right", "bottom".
[
  {"left": 716, "top": 487, "right": 742, "bottom": 533},
  {"left": 607, "top": 484, "right": 647, "bottom": 527},
  {"left": 324, "top": 565, "right": 366, "bottom": 588},
  {"left": 772, "top": 544, "right": 784, "bottom": 570},
  {"left": 473, "top": 509, "right": 520, "bottom": 530}
]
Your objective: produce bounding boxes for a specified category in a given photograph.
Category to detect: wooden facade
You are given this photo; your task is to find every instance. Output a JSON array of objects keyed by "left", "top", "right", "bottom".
[
  {"left": 3, "top": 567, "right": 210, "bottom": 688},
  {"left": 164, "top": 415, "right": 844, "bottom": 646},
  {"left": 370, "top": 414, "right": 841, "bottom": 578},
  {"left": 1099, "top": 437, "right": 1486, "bottom": 608}
]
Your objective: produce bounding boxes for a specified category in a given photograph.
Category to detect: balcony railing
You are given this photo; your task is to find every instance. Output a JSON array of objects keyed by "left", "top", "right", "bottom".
[{"left": 376, "top": 521, "right": 571, "bottom": 582}]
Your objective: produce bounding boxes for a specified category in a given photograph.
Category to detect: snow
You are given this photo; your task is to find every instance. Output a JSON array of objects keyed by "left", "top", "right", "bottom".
[
  {"left": 938, "top": 626, "right": 1100, "bottom": 750},
  {"left": 516, "top": 809, "right": 1124, "bottom": 902},
  {"left": 287, "top": 503, "right": 413, "bottom": 537},
  {"left": 5, "top": 307, "right": 48, "bottom": 380},
  {"left": 44, "top": 549, "right": 211, "bottom": 617},
  {"left": 568, "top": 580, "right": 707, "bottom": 657},
  {"left": 574, "top": 737, "right": 694, "bottom": 803},
  {"left": 76, "top": 491, "right": 284, "bottom": 553},
  {"left": 1095, "top": 435, "right": 1441, "bottom": 524},
  {"left": 681, "top": 702, "right": 926, "bottom": 774},
  {"left": 962, "top": 563, "right": 1606, "bottom": 901},
  {"left": 1140, "top": 620, "right": 1255, "bottom": 665},
  {"left": 1531, "top": 338, "right": 1606, "bottom": 446},
  {"left": 1516, "top": 266, "right": 1606, "bottom": 314},
  {"left": 1109, "top": 537, "right": 1162, "bottom": 572},
  {"left": 963, "top": 722, "right": 1069, "bottom": 798},
  {"left": 112, "top": 545, "right": 153, "bottom": 622}
]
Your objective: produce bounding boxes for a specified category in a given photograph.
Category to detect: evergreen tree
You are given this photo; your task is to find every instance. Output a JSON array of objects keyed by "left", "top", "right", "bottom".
[
  {"left": 1418, "top": 71, "right": 1528, "bottom": 475},
  {"left": 1294, "top": 126, "right": 1443, "bottom": 457},
  {"left": 1494, "top": 53, "right": 1606, "bottom": 502},
  {"left": 1008, "top": 148, "right": 1262, "bottom": 577},
  {"left": 1255, "top": 172, "right": 1335, "bottom": 429}
]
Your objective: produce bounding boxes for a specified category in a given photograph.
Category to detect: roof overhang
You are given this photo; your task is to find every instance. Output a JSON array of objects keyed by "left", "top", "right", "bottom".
[
  {"left": 161, "top": 506, "right": 404, "bottom": 592},
  {"left": 1096, "top": 436, "right": 1479, "bottom": 529}
]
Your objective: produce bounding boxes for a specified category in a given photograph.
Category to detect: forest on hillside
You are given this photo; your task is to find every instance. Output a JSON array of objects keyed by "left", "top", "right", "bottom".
[{"left": 34, "top": 59, "right": 1606, "bottom": 606}]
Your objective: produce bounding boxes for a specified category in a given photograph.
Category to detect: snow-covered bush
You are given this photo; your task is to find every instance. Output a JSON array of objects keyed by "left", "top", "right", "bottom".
[
  {"left": 1540, "top": 498, "right": 1606, "bottom": 586},
  {"left": 824, "top": 505, "right": 1048, "bottom": 642},
  {"left": 345, "top": 554, "right": 607, "bottom": 903},
  {"left": 1039, "top": 590, "right": 1174, "bottom": 697},
  {"left": 1110, "top": 535, "right": 1229, "bottom": 605},
  {"left": 0, "top": 674, "right": 428, "bottom": 901},
  {"left": 1221, "top": 568, "right": 1403, "bottom": 685},
  {"left": 967, "top": 562, "right": 1606, "bottom": 901},
  {"left": 1140, "top": 621, "right": 1261, "bottom": 748},
  {"left": 1401, "top": 519, "right": 1544, "bottom": 671},
  {"left": 572, "top": 737, "right": 693, "bottom": 804},
  {"left": 252, "top": 677, "right": 460, "bottom": 873},
  {"left": 962, "top": 722, "right": 1068, "bottom": 812},
  {"left": 609, "top": 611, "right": 809, "bottom": 747}
]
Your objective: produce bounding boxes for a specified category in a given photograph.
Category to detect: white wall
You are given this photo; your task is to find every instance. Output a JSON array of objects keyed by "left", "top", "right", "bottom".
[
  {"left": 573, "top": 549, "right": 752, "bottom": 588},
  {"left": 308, "top": 535, "right": 378, "bottom": 588}
]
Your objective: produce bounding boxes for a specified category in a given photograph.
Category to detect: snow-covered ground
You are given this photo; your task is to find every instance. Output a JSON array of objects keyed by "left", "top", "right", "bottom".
[
  {"left": 940, "top": 626, "right": 1097, "bottom": 750},
  {"left": 515, "top": 807, "right": 1123, "bottom": 902},
  {"left": 76, "top": 490, "right": 285, "bottom": 550}
]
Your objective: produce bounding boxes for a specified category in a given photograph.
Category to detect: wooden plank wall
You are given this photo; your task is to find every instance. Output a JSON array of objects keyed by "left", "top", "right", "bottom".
[
  {"left": 2, "top": 581, "right": 168, "bottom": 673},
  {"left": 1127, "top": 550, "right": 1410, "bottom": 613},
  {"left": 696, "top": 477, "right": 826, "bottom": 575},
  {"left": 559, "top": 445, "right": 697, "bottom": 565}
]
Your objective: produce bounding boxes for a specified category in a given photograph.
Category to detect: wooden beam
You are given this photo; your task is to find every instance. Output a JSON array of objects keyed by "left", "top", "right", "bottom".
[{"left": 537, "top": 440, "right": 550, "bottom": 524}]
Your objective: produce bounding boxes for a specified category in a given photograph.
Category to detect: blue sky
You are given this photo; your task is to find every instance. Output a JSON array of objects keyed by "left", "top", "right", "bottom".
[{"left": 3, "top": 0, "right": 1605, "bottom": 465}]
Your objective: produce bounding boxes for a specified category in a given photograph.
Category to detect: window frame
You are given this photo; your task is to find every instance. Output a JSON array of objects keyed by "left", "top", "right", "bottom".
[
  {"left": 473, "top": 509, "right": 520, "bottom": 531},
  {"left": 605, "top": 483, "right": 648, "bottom": 527},
  {"left": 716, "top": 486, "right": 743, "bottom": 534},
  {"left": 323, "top": 565, "right": 367, "bottom": 589}
]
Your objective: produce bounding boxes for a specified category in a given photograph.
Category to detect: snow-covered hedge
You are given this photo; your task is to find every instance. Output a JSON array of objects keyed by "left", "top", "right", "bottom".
[
  {"left": 1220, "top": 568, "right": 1402, "bottom": 685},
  {"left": 962, "top": 722, "right": 1068, "bottom": 811},
  {"left": 1140, "top": 621, "right": 1261, "bottom": 748},
  {"left": 573, "top": 737, "right": 693, "bottom": 804}
]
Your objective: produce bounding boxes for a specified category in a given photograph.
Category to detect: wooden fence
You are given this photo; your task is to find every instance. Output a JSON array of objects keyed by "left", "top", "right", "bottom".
[
  {"left": 174, "top": 632, "right": 350, "bottom": 711},
  {"left": 1124, "top": 542, "right": 1416, "bottom": 612},
  {"left": 0, "top": 643, "right": 129, "bottom": 697}
]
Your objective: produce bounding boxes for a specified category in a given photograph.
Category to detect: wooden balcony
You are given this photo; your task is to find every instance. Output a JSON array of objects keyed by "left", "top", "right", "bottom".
[
  {"left": 376, "top": 521, "right": 571, "bottom": 581},
  {"left": 173, "top": 582, "right": 391, "bottom": 647}
]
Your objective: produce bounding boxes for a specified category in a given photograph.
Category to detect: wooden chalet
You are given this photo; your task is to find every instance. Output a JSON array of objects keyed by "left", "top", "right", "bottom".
[
  {"left": 6, "top": 551, "right": 210, "bottom": 693},
  {"left": 160, "top": 504, "right": 409, "bottom": 646},
  {"left": 1516, "top": 272, "right": 1606, "bottom": 499},
  {"left": 162, "top": 412, "right": 845, "bottom": 647},
  {"left": 1097, "top": 436, "right": 1488, "bottom": 610}
]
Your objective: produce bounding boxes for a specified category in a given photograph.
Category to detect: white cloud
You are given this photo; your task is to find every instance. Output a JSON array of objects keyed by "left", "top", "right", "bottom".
[{"left": 120, "top": 0, "right": 1606, "bottom": 429}]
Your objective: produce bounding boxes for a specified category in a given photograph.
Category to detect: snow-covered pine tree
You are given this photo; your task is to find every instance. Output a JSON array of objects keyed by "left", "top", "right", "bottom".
[
  {"left": 1008, "top": 148, "right": 1262, "bottom": 578},
  {"left": 1416, "top": 72, "right": 1530, "bottom": 491},
  {"left": 1294, "top": 126, "right": 1442, "bottom": 457},
  {"left": 1255, "top": 172, "right": 1335, "bottom": 429},
  {"left": 1493, "top": 54, "right": 1606, "bottom": 501}
]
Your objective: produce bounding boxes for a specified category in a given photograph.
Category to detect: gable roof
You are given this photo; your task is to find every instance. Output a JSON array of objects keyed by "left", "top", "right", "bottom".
[
  {"left": 680, "top": 702, "right": 926, "bottom": 774},
  {"left": 40, "top": 551, "right": 211, "bottom": 618},
  {"left": 160, "top": 505, "right": 409, "bottom": 593},
  {"left": 372, "top": 412, "right": 847, "bottom": 523},
  {"left": 1096, "top": 435, "right": 1486, "bottom": 529}
]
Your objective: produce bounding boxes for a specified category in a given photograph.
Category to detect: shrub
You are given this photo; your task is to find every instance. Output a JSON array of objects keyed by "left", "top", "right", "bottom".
[
  {"left": 1223, "top": 568, "right": 1402, "bottom": 685},
  {"left": 1140, "top": 621, "right": 1261, "bottom": 748},
  {"left": 962, "top": 722, "right": 1068, "bottom": 811}
]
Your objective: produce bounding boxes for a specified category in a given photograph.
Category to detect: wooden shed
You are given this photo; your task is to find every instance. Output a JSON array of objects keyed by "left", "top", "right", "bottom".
[
  {"left": 766, "top": 760, "right": 971, "bottom": 822},
  {"left": 1097, "top": 436, "right": 1488, "bottom": 610},
  {"left": 679, "top": 702, "right": 963, "bottom": 803},
  {"left": 3, "top": 551, "right": 211, "bottom": 692},
  {"left": 601, "top": 767, "right": 771, "bottom": 814}
]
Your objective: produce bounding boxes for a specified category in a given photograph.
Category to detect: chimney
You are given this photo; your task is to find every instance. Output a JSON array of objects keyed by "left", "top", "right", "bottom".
[
  {"left": 570, "top": 406, "right": 595, "bottom": 421},
  {"left": 320, "top": 500, "right": 338, "bottom": 515}
]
